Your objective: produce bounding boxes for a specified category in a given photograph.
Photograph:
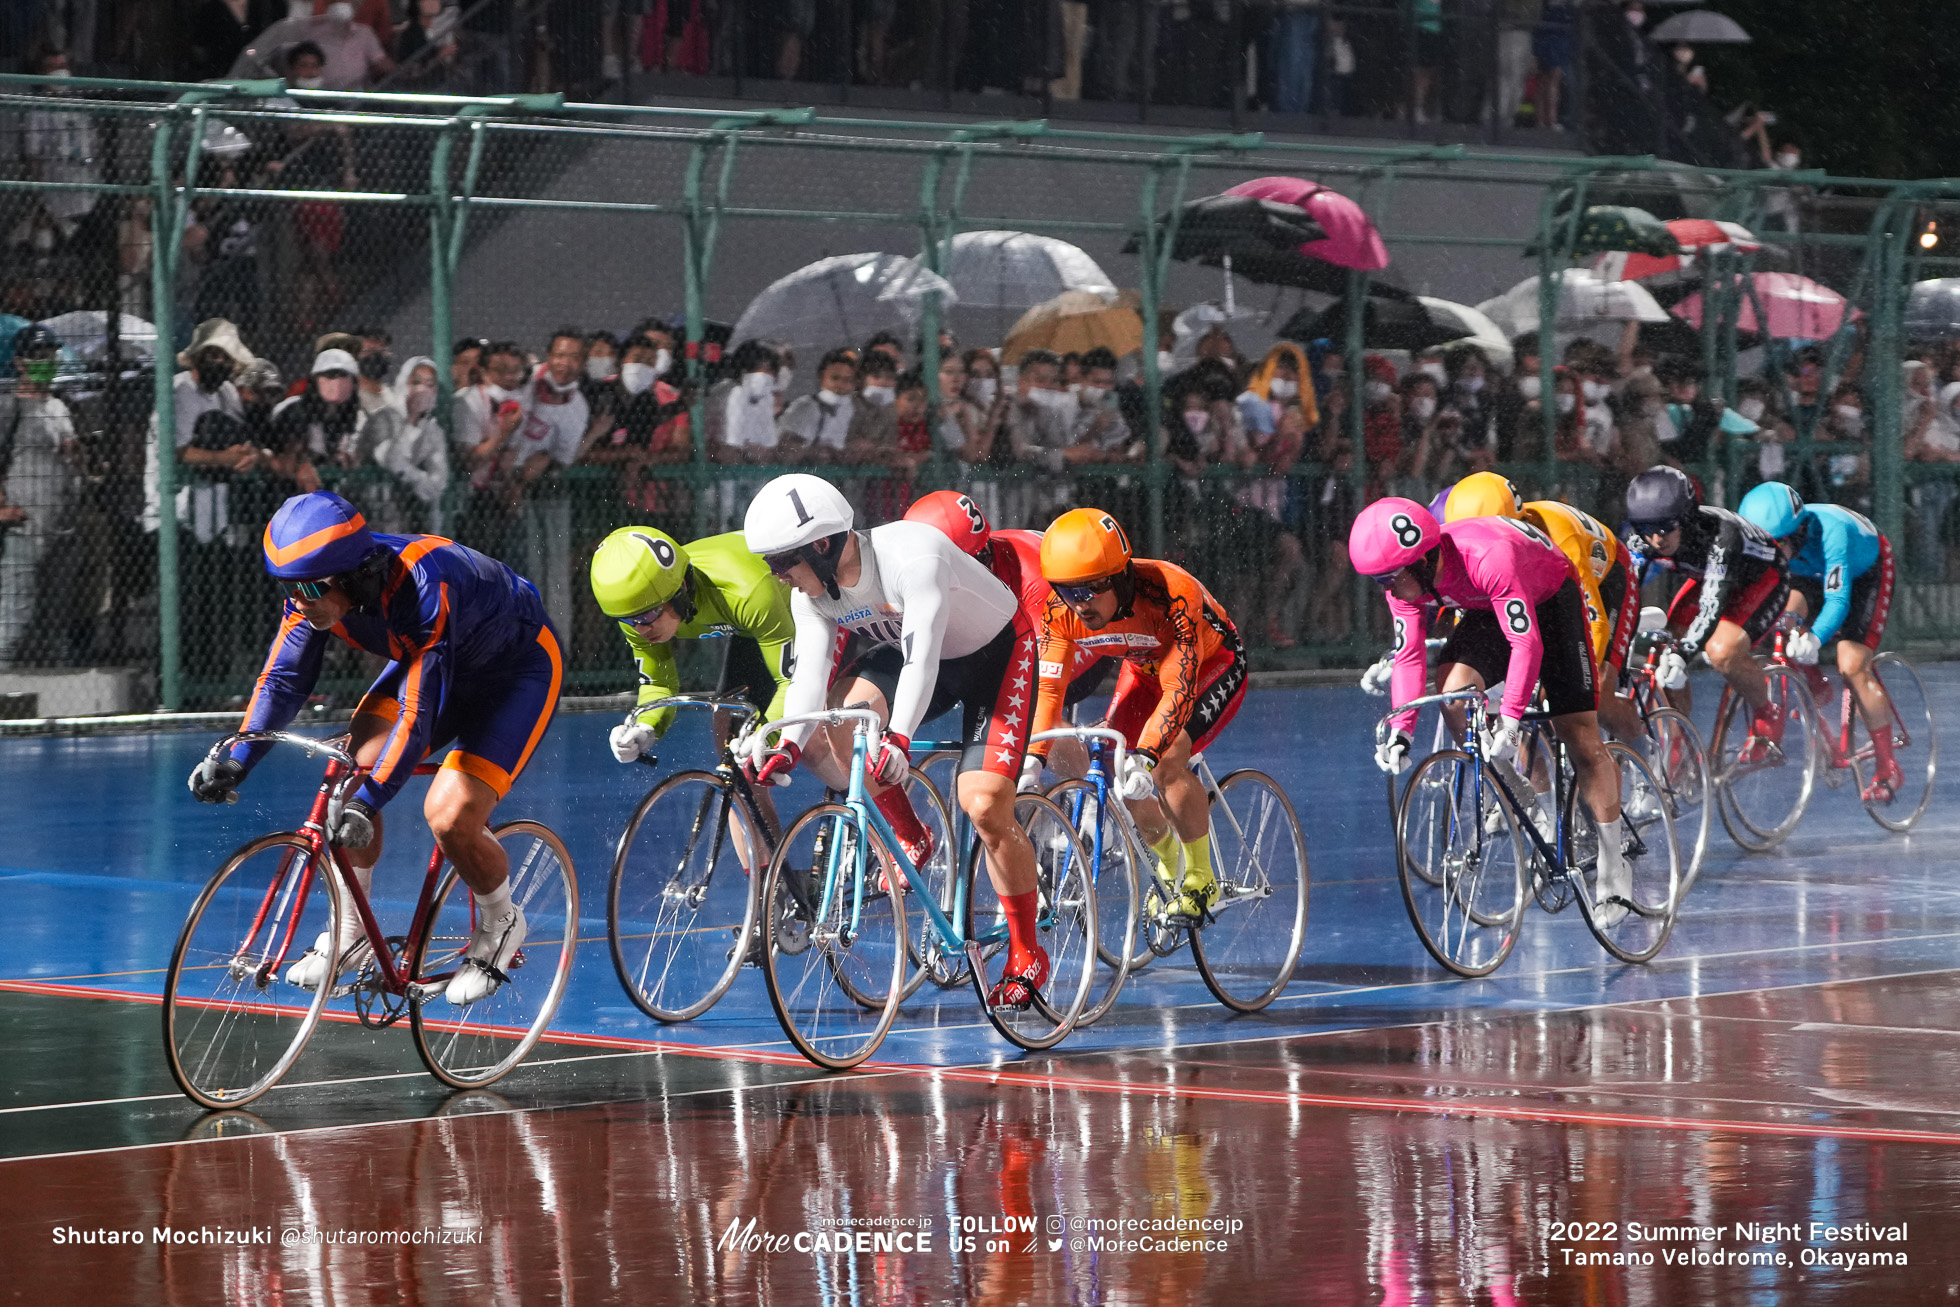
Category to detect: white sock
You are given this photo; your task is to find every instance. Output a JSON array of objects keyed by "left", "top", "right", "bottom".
[
  {"left": 474, "top": 880, "right": 514, "bottom": 926},
  {"left": 1596, "top": 817, "right": 1629, "bottom": 882},
  {"left": 336, "top": 864, "right": 373, "bottom": 950},
  {"left": 1534, "top": 790, "right": 1558, "bottom": 827}
]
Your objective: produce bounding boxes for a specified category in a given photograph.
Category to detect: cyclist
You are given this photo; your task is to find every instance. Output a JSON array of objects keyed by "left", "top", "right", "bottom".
[
  {"left": 1354, "top": 497, "right": 1638, "bottom": 924},
  {"left": 740, "top": 474, "right": 1051, "bottom": 1010},
  {"left": 186, "top": 491, "right": 560, "bottom": 1004},
  {"left": 902, "top": 490, "right": 1117, "bottom": 785},
  {"left": 1622, "top": 466, "right": 1790, "bottom": 760},
  {"left": 1025, "top": 509, "right": 1248, "bottom": 927},
  {"left": 1737, "top": 482, "right": 1901, "bottom": 800},
  {"left": 1443, "top": 472, "right": 1643, "bottom": 744},
  {"left": 1357, "top": 485, "right": 1459, "bottom": 695}
]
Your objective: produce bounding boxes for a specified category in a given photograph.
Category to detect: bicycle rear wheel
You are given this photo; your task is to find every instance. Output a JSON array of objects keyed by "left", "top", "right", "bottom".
[
  {"left": 607, "top": 770, "right": 760, "bottom": 1024},
  {"left": 964, "top": 794, "right": 1097, "bottom": 1050},
  {"left": 1046, "top": 778, "right": 1137, "bottom": 1025},
  {"left": 760, "top": 803, "right": 906, "bottom": 1071},
  {"left": 1641, "top": 707, "right": 1710, "bottom": 893},
  {"left": 411, "top": 821, "right": 579, "bottom": 1090},
  {"left": 1190, "top": 769, "right": 1309, "bottom": 1013},
  {"left": 1395, "top": 750, "right": 1526, "bottom": 977},
  {"left": 1713, "top": 668, "right": 1820, "bottom": 851},
  {"left": 1850, "top": 653, "right": 1938, "bottom": 832},
  {"left": 164, "top": 833, "right": 343, "bottom": 1110},
  {"left": 1572, "top": 742, "right": 1680, "bottom": 963}
]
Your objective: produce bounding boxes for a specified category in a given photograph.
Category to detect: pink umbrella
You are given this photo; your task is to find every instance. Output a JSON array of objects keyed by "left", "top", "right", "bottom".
[
  {"left": 1225, "top": 176, "right": 1390, "bottom": 271},
  {"left": 1673, "top": 271, "right": 1851, "bottom": 339}
]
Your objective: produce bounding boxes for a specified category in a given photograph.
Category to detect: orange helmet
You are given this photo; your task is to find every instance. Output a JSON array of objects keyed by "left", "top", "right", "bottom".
[{"left": 1041, "top": 508, "right": 1133, "bottom": 583}]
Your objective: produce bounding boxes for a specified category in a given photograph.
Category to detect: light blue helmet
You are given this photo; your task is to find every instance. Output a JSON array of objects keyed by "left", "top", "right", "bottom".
[{"left": 1738, "top": 481, "right": 1804, "bottom": 539}]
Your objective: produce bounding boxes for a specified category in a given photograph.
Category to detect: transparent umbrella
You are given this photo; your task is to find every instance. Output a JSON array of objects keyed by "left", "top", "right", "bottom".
[{"left": 731, "top": 253, "right": 957, "bottom": 360}]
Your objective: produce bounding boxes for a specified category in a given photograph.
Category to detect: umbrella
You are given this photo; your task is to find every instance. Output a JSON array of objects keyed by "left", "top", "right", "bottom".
[
  {"left": 1579, "top": 166, "right": 1722, "bottom": 221},
  {"left": 1905, "top": 278, "right": 1960, "bottom": 341},
  {"left": 1672, "top": 272, "right": 1849, "bottom": 340},
  {"left": 0, "top": 315, "right": 31, "bottom": 371},
  {"left": 1649, "top": 10, "right": 1751, "bottom": 43},
  {"left": 1126, "top": 193, "right": 1351, "bottom": 294},
  {"left": 1478, "top": 271, "right": 1671, "bottom": 338},
  {"left": 1525, "top": 205, "right": 1680, "bottom": 259},
  {"left": 1416, "top": 297, "right": 1515, "bottom": 368},
  {"left": 1001, "top": 290, "right": 1142, "bottom": 365},
  {"left": 730, "top": 253, "right": 957, "bottom": 358},
  {"left": 35, "top": 310, "right": 157, "bottom": 366},
  {"left": 935, "top": 230, "right": 1115, "bottom": 310},
  {"left": 1224, "top": 176, "right": 1391, "bottom": 271},
  {"left": 1595, "top": 219, "right": 1763, "bottom": 281},
  {"left": 1278, "top": 295, "right": 1469, "bottom": 353}
]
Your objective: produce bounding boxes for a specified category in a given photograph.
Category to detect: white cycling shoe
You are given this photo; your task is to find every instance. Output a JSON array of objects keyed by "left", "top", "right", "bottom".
[
  {"left": 286, "top": 930, "right": 374, "bottom": 991},
  {"left": 444, "top": 905, "right": 528, "bottom": 1006}
]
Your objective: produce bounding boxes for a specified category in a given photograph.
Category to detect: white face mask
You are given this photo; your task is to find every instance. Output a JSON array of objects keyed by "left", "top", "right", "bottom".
[
  {"left": 585, "top": 355, "right": 618, "bottom": 382},
  {"left": 295, "top": 76, "right": 325, "bottom": 89},
  {"left": 1183, "top": 410, "right": 1210, "bottom": 435},
  {"left": 1775, "top": 151, "right": 1799, "bottom": 169},
  {"left": 619, "top": 362, "right": 657, "bottom": 395},
  {"left": 861, "top": 384, "right": 896, "bottom": 407},
  {"left": 484, "top": 382, "right": 514, "bottom": 403},
  {"left": 1626, "top": 7, "right": 1644, "bottom": 26},
  {"left": 743, "top": 371, "right": 775, "bottom": 400},
  {"left": 1030, "top": 386, "right": 1073, "bottom": 411},
  {"left": 1834, "top": 405, "right": 1862, "bottom": 428},
  {"left": 327, "top": 1, "right": 355, "bottom": 22},
  {"left": 1157, "top": 350, "right": 1178, "bottom": 374},
  {"left": 1583, "top": 379, "right": 1610, "bottom": 403},
  {"left": 1410, "top": 396, "right": 1437, "bottom": 421},
  {"left": 1419, "top": 361, "right": 1447, "bottom": 385},
  {"left": 651, "top": 349, "right": 672, "bottom": 378},
  {"left": 1556, "top": 392, "right": 1577, "bottom": 415},
  {"left": 1365, "top": 380, "right": 1393, "bottom": 403},
  {"left": 1738, "top": 397, "right": 1766, "bottom": 421},
  {"left": 966, "top": 378, "right": 997, "bottom": 407},
  {"left": 1457, "top": 375, "right": 1485, "bottom": 394},
  {"left": 1079, "top": 385, "right": 1107, "bottom": 405},
  {"left": 1517, "top": 374, "right": 1542, "bottom": 400},
  {"left": 405, "top": 380, "right": 437, "bottom": 418},
  {"left": 1066, "top": 383, "right": 1082, "bottom": 397},
  {"left": 773, "top": 368, "right": 793, "bottom": 393},
  {"left": 1269, "top": 378, "right": 1298, "bottom": 399}
]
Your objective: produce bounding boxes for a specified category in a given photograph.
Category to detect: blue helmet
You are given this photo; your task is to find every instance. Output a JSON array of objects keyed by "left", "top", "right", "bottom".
[
  {"left": 262, "top": 491, "right": 379, "bottom": 581},
  {"left": 1738, "top": 481, "right": 1805, "bottom": 539}
]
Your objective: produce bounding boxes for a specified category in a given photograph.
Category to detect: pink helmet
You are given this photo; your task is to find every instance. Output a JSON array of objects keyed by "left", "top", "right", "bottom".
[{"left": 1349, "top": 497, "right": 1440, "bottom": 578}]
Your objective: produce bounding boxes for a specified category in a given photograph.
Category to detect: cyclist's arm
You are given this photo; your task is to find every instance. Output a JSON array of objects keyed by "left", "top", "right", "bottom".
[
  {"left": 729, "top": 571, "right": 799, "bottom": 724},
  {"left": 1676, "top": 528, "right": 1734, "bottom": 658},
  {"left": 1136, "top": 574, "right": 1207, "bottom": 761},
  {"left": 622, "top": 623, "right": 680, "bottom": 738},
  {"left": 1386, "top": 593, "right": 1431, "bottom": 734},
  {"left": 351, "top": 584, "right": 452, "bottom": 809},
  {"left": 885, "top": 555, "right": 953, "bottom": 740},
  {"left": 1485, "top": 578, "right": 1547, "bottom": 724},
  {"left": 230, "top": 606, "right": 332, "bottom": 769},
  {"left": 775, "top": 593, "right": 839, "bottom": 751},
  {"left": 1576, "top": 564, "right": 1612, "bottom": 666},
  {"left": 1027, "top": 598, "right": 1076, "bottom": 760},
  {"left": 1809, "top": 518, "right": 1855, "bottom": 645}
]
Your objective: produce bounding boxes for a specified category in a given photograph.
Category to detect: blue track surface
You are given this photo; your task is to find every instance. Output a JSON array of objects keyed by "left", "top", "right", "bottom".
[{"left": 6, "top": 672, "right": 1956, "bottom": 1069}]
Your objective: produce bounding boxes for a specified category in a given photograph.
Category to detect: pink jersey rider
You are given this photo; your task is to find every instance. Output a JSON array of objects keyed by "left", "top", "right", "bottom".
[{"left": 1386, "top": 515, "right": 1576, "bottom": 732}]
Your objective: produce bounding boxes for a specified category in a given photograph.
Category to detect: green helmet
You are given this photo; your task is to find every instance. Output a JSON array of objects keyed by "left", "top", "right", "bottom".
[{"left": 591, "top": 527, "right": 692, "bottom": 619}]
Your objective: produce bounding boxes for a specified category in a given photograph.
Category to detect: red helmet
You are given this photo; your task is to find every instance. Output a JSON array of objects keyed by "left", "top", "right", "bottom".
[{"left": 904, "top": 490, "right": 992, "bottom": 555}]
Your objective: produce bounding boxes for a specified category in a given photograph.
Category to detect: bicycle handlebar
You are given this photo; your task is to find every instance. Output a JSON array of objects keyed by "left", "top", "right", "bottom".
[
  {"left": 1028, "top": 725, "right": 1129, "bottom": 772},
  {"left": 1373, "top": 689, "right": 1487, "bottom": 746},
  {"left": 206, "top": 729, "right": 360, "bottom": 770},
  {"left": 622, "top": 694, "right": 759, "bottom": 728},
  {"left": 761, "top": 707, "right": 885, "bottom": 738}
]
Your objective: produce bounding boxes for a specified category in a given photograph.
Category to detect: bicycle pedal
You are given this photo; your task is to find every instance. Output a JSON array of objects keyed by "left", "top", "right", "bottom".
[{"left": 406, "top": 981, "right": 445, "bottom": 1005}]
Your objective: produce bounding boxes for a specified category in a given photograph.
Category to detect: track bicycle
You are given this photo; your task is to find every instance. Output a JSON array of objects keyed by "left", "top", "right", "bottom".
[
  {"left": 164, "top": 731, "right": 578, "bottom": 1110},
  {"left": 756, "top": 708, "right": 1095, "bottom": 1069},
  {"left": 1385, "top": 690, "right": 1680, "bottom": 977},
  {"left": 1038, "top": 725, "right": 1308, "bottom": 1015},
  {"left": 1620, "top": 614, "right": 1713, "bottom": 889}
]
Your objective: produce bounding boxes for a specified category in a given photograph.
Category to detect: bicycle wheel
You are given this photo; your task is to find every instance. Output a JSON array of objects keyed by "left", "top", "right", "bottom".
[
  {"left": 1641, "top": 707, "right": 1711, "bottom": 892},
  {"left": 964, "top": 793, "right": 1097, "bottom": 1050},
  {"left": 607, "top": 770, "right": 761, "bottom": 1024},
  {"left": 759, "top": 803, "right": 906, "bottom": 1071},
  {"left": 899, "top": 770, "right": 964, "bottom": 994},
  {"left": 1045, "top": 778, "right": 1138, "bottom": 1025},
  {"left": 411, "top": 821, "right": 579, "bottom": 1090},
  {"left": 163, "top": 833, "right": 344, "bottom": 1110},
  {"left": 1395, "top": 750, "right": 1527, "bottom": 977},
  {"left": 1517, "top": 725, "right": 1573, "bottom": 914},
  {"left": 1850, "top": 653, "right": 1938, "bottom": 832},
  {"left": 1572, "top": 742, "right": 1680, "bottom": 963},
  {"left": 1190, "top": 770, "right": 1309, "bottom": 1012},
  {"left": 1712, "top": 667, "right": 1820, "bottom": 851}
]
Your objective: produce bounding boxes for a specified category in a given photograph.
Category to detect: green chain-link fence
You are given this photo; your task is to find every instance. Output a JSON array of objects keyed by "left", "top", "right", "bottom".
[{"left": 2, "top": 74, "right": 1958, "bottom": 712}]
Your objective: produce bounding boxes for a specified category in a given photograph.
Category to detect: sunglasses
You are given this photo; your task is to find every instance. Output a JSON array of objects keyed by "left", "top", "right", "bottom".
[
  {"left": 1052, "top": 576, "right": 1116, "bottom": 606},
  {"left": 281, "top": 578, "right": 335, "bottom": 601},
  {"left": 1631, "top": 520, "right": 1679, "bottom": 539},
  {"left": 762, "top": 550, "right": 805, "bottom": 578},
  {"left": 1368, "top": 569, "right": 1404, "bottom": 589},
  {"left": 618, "top": 601, "right": 669, "bottom": 630}
]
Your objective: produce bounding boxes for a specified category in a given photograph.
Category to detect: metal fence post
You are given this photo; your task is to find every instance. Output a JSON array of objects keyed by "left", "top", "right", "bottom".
[{"left": 1872, "top": 198, "right": 1910, "bottom": 543}]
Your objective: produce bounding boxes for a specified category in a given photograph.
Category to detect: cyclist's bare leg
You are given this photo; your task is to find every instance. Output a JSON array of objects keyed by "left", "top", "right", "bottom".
[
  {"left": 1436, "top": 660, "right": 1487, "bottom": 752},
  {"left": 801, "top": 677, "right": 892, "bottom": 795},
  {"left": 958, "top": 769, "right": 1036, "bottom": 897},
  {"left": 1553, "top": 710, "right": 1623, "bottom": 824},
  {"left": 1125, "top": 729, "right": 1208, "bottom": 846},
  {"left": 1836, "top": 639, "right": 1891, "bottom": 733},
  {"left": 1700, "top": 617, "right": 1769, "bottom": 712},
  {"left": 1046, "top": 734, "right": 1089, "bottom": 782},
  {"left": 426, "top": 770, "right": 506, "bottom": 896},
  {"left": 1596, "top": 666, "right": 1645, "bottom": 742},
  {"left": 714, "top": 709, "right": 777, "bottom": 866}
]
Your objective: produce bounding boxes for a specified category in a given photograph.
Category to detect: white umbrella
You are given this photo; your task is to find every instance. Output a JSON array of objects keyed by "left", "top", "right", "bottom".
[
  {"left": 1476, "top": 271, "right": 1669, "bottom": 339},
  {"left": 1416, "top": 296, "right": 1515, "bottom": 369},
  {"left": 936, "top": 231, "right": 1115, "bottom": 309},
  {"left": 36, "top": 310, "right": 158, "bottom": 366},
  {"left": 731, "top": 253, "right": 957, "bottom": 359}
]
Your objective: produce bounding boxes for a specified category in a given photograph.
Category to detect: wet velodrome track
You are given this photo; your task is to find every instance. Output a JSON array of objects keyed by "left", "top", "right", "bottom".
[{"left": 5, "top": 673, "right": 1960, "bottom": 1304}]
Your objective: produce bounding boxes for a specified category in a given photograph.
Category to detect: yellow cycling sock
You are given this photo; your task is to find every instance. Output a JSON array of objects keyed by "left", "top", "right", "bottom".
[
  {"left": 1181, "top": 834, "right": 1215, "bottom": 890},
  {"left": 1148, "top": 827, "right": 1179, "bottom": 884}
]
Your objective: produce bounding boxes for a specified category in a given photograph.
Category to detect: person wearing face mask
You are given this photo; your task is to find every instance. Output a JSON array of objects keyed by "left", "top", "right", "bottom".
[
  {"left": 584, "top": 332, "right": 693, "bottom": 519},
  {"left": 1358, "top": 354, "right": 1408, "bottom": 497},
  {"left": 1396, "top": 373, "right": 1447, "bottom": 496},
  {"left": 297, "top": 0, "right": 394, "bottom": 90},
  {"left": 1236, "top": 342, "right": 1319, "bottom": 449},
  {"left": 271, "top": 348, "right": 375, "bottom": 474},
  {"left": 171, "top": 319, "right": 257, "bottom": 480},
  {"left": 0, "top": 325, "right": 80, "bottom": 669},
  {"left": 777, "top": 349, "right": 861, "bottom": 464},
  {"left": 1067, "top": 347, "right": 1136, "bottom": 464},
  {"left": 857, "top": 353, "right": 900, "bottom": 409},
  {"left": 503, "top": 328, "right": 596, "bottom": 641},
  {"left": 1905, "top": 380, "right": 1960, "bottom": 575},
  {"left": 712, "top": 340, "right": 783, "bottom": 463},
  {"left": 950, "top": 349, "right": 1009, "bottom": 527},
  {"left": 1816, "top": 383, "right": 1871, "bottom": 511},
  {"left": 370, "top": 356, "right": 451, "bottom": 534},
  {"left": 1442, "top": 344, "right": 1495, "bottom": 451},
  {"left": 1652, "top": 358, "right": 1724, "bottom": 467},
  {"left": 350, "top": 324, "right": 396, "bottom": 416},
  {"left": 582, "top": 329, "right": 622, "bottom": 393}
]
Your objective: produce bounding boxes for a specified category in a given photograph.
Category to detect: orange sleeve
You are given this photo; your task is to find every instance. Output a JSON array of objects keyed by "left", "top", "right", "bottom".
[
  {"left": 1138, "top": 569, "right": 1206, "bottom": 760},
  {"left": 1027, "top": 594, "right": 1079, "bottom": 759}
]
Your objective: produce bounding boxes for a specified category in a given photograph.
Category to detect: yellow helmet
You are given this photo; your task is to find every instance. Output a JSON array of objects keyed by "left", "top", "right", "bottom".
[{"left": 1443, "top": 472, "right": 1522, "bottom": 523}]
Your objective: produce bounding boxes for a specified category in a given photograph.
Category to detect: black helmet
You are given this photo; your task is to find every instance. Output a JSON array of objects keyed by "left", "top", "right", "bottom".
[
  {"left": 1625, "top": 466, "right": 1698, "bottom": 534},
  {"left": 11, "top": 323, "right": 60, "bottom": 358}
]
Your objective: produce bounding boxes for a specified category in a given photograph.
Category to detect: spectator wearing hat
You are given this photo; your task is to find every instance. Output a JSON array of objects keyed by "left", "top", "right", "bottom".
[
  {"left": 272, "top": 348, "right": 372, "bottom": 473},
  {"left": 172, "top": 318, "right": 258, "bottom": 479},
  {"left": 370, "top": 355, "right": 450, "bottom": 535},
  {"left": 0, "top": 325, "right": 78, "bottom": 669}
]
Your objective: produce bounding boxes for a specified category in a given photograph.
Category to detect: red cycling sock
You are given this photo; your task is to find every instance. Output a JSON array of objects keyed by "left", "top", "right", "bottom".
[
  {"left": 1871, "top": 724, "right": 1898, "bottom": 771},
  {"left": 873, "top": 786, "right": 929, "bottom": 853},
  {"left": 1002, "top": 890, "right": 1040, "bottom": 971}
]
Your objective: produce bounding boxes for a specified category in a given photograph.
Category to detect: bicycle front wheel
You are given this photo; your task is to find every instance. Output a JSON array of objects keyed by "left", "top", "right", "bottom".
[
  {"left": 1045, "top": 778, "right": 1137, "bottom": 1026},
  {"left": 1191, "top": 769, "right": 1309, "bottom": 1013},
  {"left": 607, "top": 770, "right": 761, "bottom": 1024},
  {"left": 899, "top": 770, "right": 964, "bottom": 995},
  {"left": 411, "top": 821, "right": 579, "bottom": 1090},
  {"left": 1573, "top": 742, "right": 1680, "bottom": 963},
  {"left": 1641, "top": 707, "right": 1711, "bottom": 893},
  {"left": 964, "top": 793, "right": 1097, "bottom": 1051},
  {"left": 1851, "top": 652, "right": 1938, "bottom": 832},
  {"left": 1395, "top": 750, "right": 1526, "bottom": 977},
  {"left": 760, "top": 803, "right": 906, "bottom": 1071},
  {"left": 1713, "top": 668, "right": 1820, "bottom": 851},
  {"left": 164, "top": 833, "right": 344, "bottom": 1110}
]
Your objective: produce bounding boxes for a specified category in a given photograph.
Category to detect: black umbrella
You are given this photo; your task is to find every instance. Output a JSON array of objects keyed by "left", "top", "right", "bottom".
[
  {"left": 1278, "top": 295, "right": 1465, "bottom": 351},
  {"left": 1127, "top": 194, "right": 1395, "bottom": 298}
]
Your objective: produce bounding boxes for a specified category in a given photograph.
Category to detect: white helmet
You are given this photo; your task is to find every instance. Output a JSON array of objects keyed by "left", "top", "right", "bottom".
[{"left": 745, "top": 473, "right": 854, "bottom": 555}]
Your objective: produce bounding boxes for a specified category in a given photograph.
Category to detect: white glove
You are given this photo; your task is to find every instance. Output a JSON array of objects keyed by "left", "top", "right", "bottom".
[
  {"left": 1359, "top": 655, "right": 1394, "bottom": 697},
  {"left": 1375, "top": 731, "right": 1412, "bottom": 775},
  {"left": 1656, "top": 649, "right": 1689, "bottom": 691},
  {"left": 610, "top": 721, "right": 658, "bottom": 764},
  {"left": 1637, "top": 605, "right": 1669, "bottom": 635},
  {"left": 1786, "top": 628, "right": 1821, "bottom": 665},
  {"left": 1117, "top": 752, "right": 1156, "bottom": 801},
  {"left": 867, "top": 731, "right": 911, "bottom": 788},
  {"left": 1017, "top": 754, "right": 1045, "bottom": 795},
  {"left": 1485, "top": 715, "right": 1523, "bottom": 763}
]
